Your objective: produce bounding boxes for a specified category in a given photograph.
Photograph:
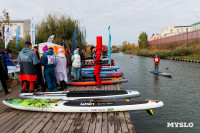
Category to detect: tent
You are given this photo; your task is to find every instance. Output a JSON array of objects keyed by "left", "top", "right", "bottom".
[{"left": 32, "top": 42, "right": 65, "bottom": 57}]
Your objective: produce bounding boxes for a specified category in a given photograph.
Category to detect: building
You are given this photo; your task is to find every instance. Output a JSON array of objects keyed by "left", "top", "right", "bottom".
[
  {"left": 150, "top": 34, "right": 161, "bottom": 41},
  {"left": 160, "top": 25, "right": 192, "bottom": 38},
  {"left": 0, "top": 19, "right": 30, "bottom": 39},
  {"left": 192, "top": 22, "right": 200, "bottom": 31}
]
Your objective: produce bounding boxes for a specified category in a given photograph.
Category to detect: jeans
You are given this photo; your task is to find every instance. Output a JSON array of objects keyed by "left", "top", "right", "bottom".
[{"left": 72, "top": 67, "right": 80, "bottom": 80}]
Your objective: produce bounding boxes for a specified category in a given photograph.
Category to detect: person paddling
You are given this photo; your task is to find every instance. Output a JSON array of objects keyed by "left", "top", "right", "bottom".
[{"left": 153, "top": 55, "right": 160, "bottom": 71}]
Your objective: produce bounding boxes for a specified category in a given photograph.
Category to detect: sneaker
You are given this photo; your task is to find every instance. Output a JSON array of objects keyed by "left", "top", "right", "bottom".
[
  {"left": 21, "top": 90, "right": 27, "bottom": 93},
  {"left": 28, "top": 90, "right": 33, "bottom": 93},
  {"left": 93, "top": 86, "right": 101, "bottom": 90}
]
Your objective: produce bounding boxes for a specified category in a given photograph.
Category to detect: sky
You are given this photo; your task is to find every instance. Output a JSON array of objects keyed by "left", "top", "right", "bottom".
[{"left": 1, "top": 0, "right": 200, "bottom": 46}]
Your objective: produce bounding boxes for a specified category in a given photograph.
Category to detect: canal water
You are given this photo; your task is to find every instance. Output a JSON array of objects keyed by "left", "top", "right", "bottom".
[{"left": 112, "top": 53, "right": 199, "bottom": 133}]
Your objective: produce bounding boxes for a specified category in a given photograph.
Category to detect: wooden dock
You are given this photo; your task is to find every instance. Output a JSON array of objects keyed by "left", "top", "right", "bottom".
[{"left": 0, "top": 84, "right": 136, "bottom": 133}]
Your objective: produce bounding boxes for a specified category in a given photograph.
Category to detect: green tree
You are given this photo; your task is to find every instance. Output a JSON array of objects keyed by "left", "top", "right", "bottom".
[
  {"left": 138, "top": 31, "right": 148, "bottom": 48},
  {"left": 25, "top": 13, "right": 86, "bottom": 50}
]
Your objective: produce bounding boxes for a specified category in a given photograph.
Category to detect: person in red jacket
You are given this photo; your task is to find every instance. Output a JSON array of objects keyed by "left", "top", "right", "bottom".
[
  {"left": 153, "top": 55, "right": 160, "bottom": 71},
  {"left": 93, "top": 36, "right": 103, "bottom": 89}
]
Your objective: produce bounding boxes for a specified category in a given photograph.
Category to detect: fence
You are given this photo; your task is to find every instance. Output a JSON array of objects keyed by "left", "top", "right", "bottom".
[{"left": 148, "top": 29, "right": 200, "bottom": 45}]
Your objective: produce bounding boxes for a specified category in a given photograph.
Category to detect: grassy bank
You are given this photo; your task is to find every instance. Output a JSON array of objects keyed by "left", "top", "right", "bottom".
[{"left": 125, "top": 39, "right": 200, "bottom": 60}]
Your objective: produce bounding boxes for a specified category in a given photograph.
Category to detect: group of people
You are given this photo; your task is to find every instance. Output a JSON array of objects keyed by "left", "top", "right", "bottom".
[
  {"left": 0, "top": 41, "right": 86, "bottom": 95},
  {"left": 17, "top": 42, "right": 86, "bottom": 93}
]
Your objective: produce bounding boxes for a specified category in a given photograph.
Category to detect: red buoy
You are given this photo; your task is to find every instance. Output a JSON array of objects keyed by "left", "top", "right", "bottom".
[{"left": 130, "top": 56, "right": 132, "bottom": 58}]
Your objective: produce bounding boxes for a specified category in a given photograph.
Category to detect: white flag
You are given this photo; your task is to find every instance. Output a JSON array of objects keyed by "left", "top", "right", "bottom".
[
  {"left": 30, "top": 17, "right": 35, "bottom": 45},
  {"left": 4, "top": 25, "right": 13, "bottom": 48},
  {"left": 47, "top": 35, "right": 55, "bottom": 43}
]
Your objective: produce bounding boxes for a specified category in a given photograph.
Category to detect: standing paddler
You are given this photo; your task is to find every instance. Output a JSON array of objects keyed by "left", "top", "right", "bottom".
[
  {"left": 93, "top": 36, "right": 103, "bottom": 90},
  {"left": 153, "top": 55, "right": 160, "bottom": 71}
]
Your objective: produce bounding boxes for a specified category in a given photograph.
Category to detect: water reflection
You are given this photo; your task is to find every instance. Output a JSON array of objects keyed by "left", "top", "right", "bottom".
[{"left": 153, "top": 75, "right": 160, "bottom": 91}]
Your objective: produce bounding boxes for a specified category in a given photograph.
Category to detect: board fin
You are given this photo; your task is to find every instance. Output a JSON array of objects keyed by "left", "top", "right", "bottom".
[{"left": 146, "top": 109, "right": 154, "bottom": 116}]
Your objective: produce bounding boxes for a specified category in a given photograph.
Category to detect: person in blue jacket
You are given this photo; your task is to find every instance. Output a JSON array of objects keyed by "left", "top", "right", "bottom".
[
  {"left": 40, "top": 45, "right": 57, "bottom": 92},
  {"left": 4, "top": 49, "right": 14, "bottom": 66}
]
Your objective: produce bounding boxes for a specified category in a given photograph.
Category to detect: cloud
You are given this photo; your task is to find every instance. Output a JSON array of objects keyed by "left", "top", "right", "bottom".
[{"left": 1, "top": 0, "right": 200, "bottom": 45}]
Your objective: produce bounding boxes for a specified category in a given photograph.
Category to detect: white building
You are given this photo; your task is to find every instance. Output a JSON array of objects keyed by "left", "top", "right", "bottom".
[
  {"left": 160, "top": 25, "right": 192, "bottom": 38},
  {"left": 0, "top": 19, "right": 30, "bottom": 39}
]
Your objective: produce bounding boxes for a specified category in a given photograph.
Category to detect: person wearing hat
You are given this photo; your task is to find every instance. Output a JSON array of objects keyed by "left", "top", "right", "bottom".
[
  {"left": 55, "top": 48, "right": 68, "bottom": 90},
  {"left": 48, "top": 47, "right": 57, "bottom": 56},
  {"left": 153, "top": 55, "right": 160, "bottom": 71},
  {"left": 33, "top": 46, "right": 46, "bottom": 92},
  {"left": 40, "top": 45, "right": 57, "bottom": 92},
  {"left": 17, "top": 42, "right": 39, "bottom": 93},
  {"left": 71, "top": 50, "right": 81, "bottom": 80}
]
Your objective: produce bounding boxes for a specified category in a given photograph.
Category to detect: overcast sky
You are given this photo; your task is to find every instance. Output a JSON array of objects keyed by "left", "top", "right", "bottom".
[{"left": 1, "top": 0, "right": 200, "bottom": 45}]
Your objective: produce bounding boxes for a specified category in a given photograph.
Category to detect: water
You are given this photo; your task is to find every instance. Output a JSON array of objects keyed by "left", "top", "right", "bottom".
[{"left": 112, "top": 53, "right": 200, "bottom": 133}]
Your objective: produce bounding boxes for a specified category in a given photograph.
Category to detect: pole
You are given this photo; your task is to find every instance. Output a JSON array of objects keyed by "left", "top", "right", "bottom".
[{"left": 186, "top": 28, "right": 188, "bottom": 48}]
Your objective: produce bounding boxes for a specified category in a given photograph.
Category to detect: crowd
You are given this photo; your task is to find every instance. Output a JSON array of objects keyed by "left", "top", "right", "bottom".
[{"left": 0, "top": 42, "right": 85, "bottom": 94}]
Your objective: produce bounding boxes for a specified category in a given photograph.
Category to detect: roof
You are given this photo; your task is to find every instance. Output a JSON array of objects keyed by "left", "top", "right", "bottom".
[
  {"left": 174, "top": 25, "right": 192, "bottom": 28},
  {"left": 192, "top": 22, "right": 200, "bottom": 25},
  {"left": 0, "top": 19, "right": 30, "bottom": 23}
]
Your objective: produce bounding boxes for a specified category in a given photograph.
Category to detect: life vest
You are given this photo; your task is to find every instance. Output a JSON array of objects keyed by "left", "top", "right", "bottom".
[
  {"left": 72, "top": 54, "right": 81, "bottom": 68},
  {"left": 154, "top": 57, "right": 160, "bottom": 63}
]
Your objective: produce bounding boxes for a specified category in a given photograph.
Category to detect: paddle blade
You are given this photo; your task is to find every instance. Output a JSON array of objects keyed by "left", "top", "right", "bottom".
[{"left": 146, "top": 109, "right": 154, "bottom": 116}]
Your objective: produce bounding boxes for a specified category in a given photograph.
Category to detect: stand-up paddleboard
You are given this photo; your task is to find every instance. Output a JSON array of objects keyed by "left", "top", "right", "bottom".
[
  {"left": 3, "top": 99, "right": 164, "bottom": 113},
  {"left": 19, "top": 90, "right": 140, "bottom": 100},
  {"left": 149, "top": 70, "right": 172, "bottom": 77},
  {"left": 66, "top": 78, "right": 128, "bottom": 86},
  {"left": 72, "top": 72, "right": 123, "bottom": 78},
  {"left": 82, "top": 71, "right": 122, "bottom": 74},
  {"left": 83, "top": 64, "right": 113, "bottom": 68},
  {"left": 82, "top": 66, "right": 119, "bottom": 71}
]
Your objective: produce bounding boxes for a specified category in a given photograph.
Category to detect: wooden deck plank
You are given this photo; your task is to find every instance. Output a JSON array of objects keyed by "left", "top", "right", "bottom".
[
  {"left": 14, "top": 112, "right": 42, "bottom": 133},
  {"left": 102, "top": 113, "right": 108, "bottom": 133},
  {"left": 74, "top": 113, "right": 87, "bottom": 132},
  {"left": 61, "top": 113, "right": 76, "bottom": 133},
  {"left": 31, "top": 113, "right": 54, "bottom": 133},
  {"left": 9, "top": 112, "right": 36, "bottom": 133},
  {"left": 68, "top": 113, "right": 82, "bottom": 133},
  {"left": 40, "top": 113, "right": 61, "bottom": 133},
  {"left": 108, "top": 112, "right": 115, "bottom": 133},
  {"left": 95, "top": 112, "right": 103, "bottom": 133},
  {"left": 114, "top": 112, "right": 122, "bottom": 133},
  {"left": 119, "top": 112, "right": 129, "bottom": 133},
  {"left": 124, "top": 112, "right": 136, "bottom": 133},
  {"left": 0, "top": 110, "right": 21, "bottom": 125},
  {"left": 87, "top": 112, "right": 97, "bottom": 133},
  {"left": 0, "top": 111, "right": 25, "bottom": 132},
  {"left": 81, "top": 113, "right": 92, "bottom": 133},
  {"left": 53, "top": 113, "right": 71, "bottom": 133},
  {"left": 23, "top": 112, "right": 48, "bottom": 133}
]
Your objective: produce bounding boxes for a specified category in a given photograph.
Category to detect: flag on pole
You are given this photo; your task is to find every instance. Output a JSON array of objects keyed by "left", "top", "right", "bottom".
[
  {"left": 47, "top": 35, "right": 55, "bottom": 43},
  {"left": 108, "top": 25, "right": 111, "bottom": 65},
  {"left": 16, "top": 26, "right": 21, "bottom": 47},
  {"left": 30, "top": 17, "right": 35, "bottom": 45},
  {"left": 72, "top": 27, "right": 77, "bottom": 55},
  {"left": 4, "top": 25, "right": 13, "bottom": 48}
]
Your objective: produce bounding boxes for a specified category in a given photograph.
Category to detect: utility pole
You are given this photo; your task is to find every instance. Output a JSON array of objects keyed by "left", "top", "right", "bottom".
[{"left": 186, "top": 28, "right": 188, "bottom": 48}]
